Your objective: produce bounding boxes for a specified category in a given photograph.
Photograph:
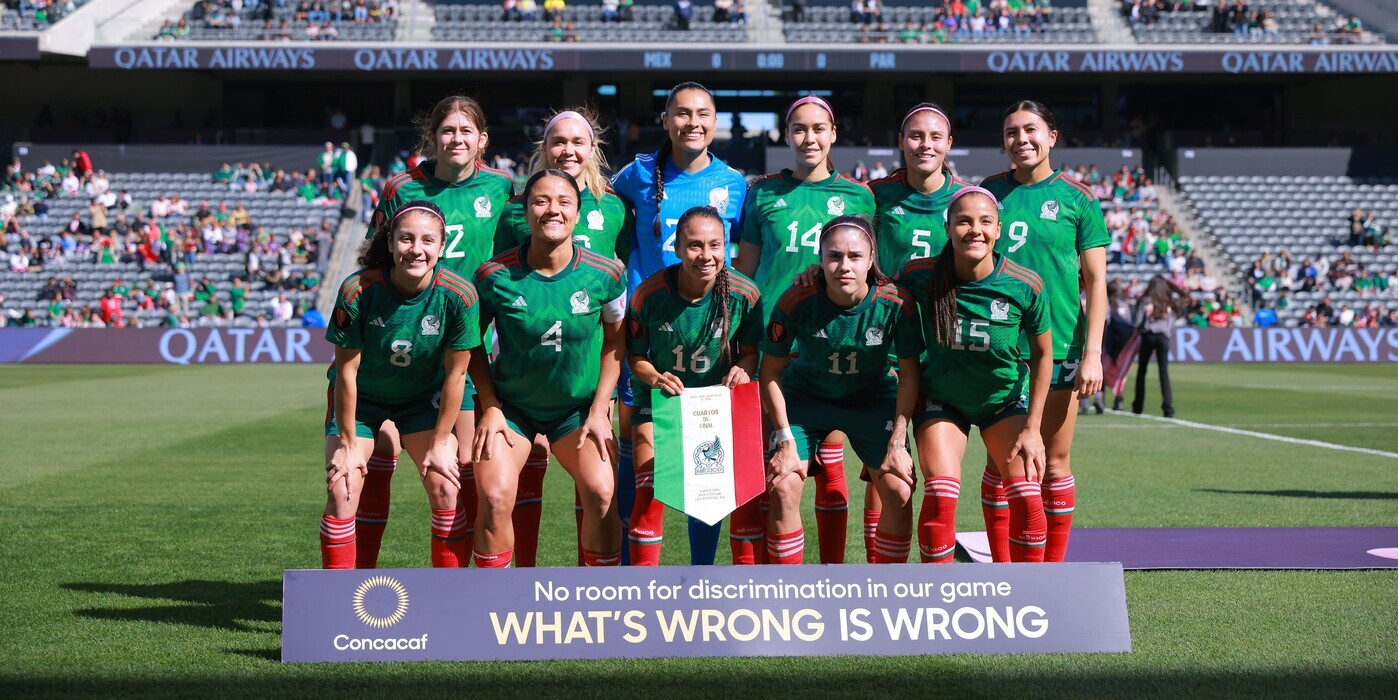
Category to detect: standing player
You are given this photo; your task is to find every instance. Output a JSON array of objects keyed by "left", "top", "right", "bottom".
[
  {"left": 321, "top": 201, "right": 480, "bottom": 569},
  {"left": 626, "top": 206, "right": 762, "bottom": 566},
  {"left": 897, "top": 187, "right": 1053, "bottom": 563},
  {"left": 470, "top": 170, "right": 627, "bottom": 568},
  {"left": 735, "top": 96, "right": 874, "bottom": 564},
  {"left": 760, "top": 216, "right": 920, "bottom": 564},
  {"left": 495, "top": 108, "right": 634, "bottom": 567},
  {"left": 980, "top": 101, "right": 1108, "bottom": 562},
  {"left": 354, "top": 96, "right": 515, "bottom": 568},
  {"left": 611, "top": 82, "right": 752, "bottom": 565},
  {"left": 860, "top": 102, "right": 968, "bottom": 560}
]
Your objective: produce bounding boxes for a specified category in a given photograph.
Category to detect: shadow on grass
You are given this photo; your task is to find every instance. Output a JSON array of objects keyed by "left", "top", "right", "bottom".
[
  {"left": 6, "top": 667, "right": 1397, "bottom": 699},
  {"left": 1196, "top": 489, "right": 1398, "bottom": 500},
  {"left": 62, "top": 580, "right": 280, "bottom": 633}
]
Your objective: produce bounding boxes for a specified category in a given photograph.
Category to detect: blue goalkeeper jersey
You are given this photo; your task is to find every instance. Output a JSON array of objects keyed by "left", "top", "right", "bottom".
[{"left": 610, "top": 151, "right": 748, "bottom": 292}]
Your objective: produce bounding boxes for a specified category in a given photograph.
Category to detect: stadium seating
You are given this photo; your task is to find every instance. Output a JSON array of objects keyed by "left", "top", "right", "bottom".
[
  {"left": 785, "top": 5, "right": 1097, "bottom": 44},
  {"left": 1, "top": 171, "right": 343, "bottom": 328},
  {"left": 0, "top": 0, "right": 91, "bottom": 30},
  {"left": 157, "top": 1, "right": 398, "bottom": 41},
  {"left": 430, "top": 3, "right": 748, "bottom": 42},
  {"left": 1177, "top": 174, "right": 1398, "bottom": 325},
  {"left": 1128, "top": 0, "right": 1386, "bottom": 45}
]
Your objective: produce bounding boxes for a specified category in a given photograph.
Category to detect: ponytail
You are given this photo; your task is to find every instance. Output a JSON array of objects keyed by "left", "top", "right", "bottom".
[
  {"left": 676, "top": 205, "right": 733, "bottom": 363},
  {"left": 927, "top": 241, "right": 959, "bottom": 347},
  {"left": 652, "top": 139, "right": 668, "bottom": 239}
]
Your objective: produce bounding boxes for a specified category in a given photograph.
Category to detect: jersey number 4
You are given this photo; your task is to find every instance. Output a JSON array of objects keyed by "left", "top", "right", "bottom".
[{"left": 541, "top": 321, "right": 563, "bottom": 352}]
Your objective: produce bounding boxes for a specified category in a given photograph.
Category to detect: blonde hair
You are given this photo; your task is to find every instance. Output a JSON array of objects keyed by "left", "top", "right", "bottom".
[{"left": 528, "top": 106, "right": 610, "bottom": 200}]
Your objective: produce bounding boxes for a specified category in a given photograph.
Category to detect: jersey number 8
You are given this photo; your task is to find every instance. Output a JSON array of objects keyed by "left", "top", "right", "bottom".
[{"left": 389, "top": 339, "right": 414, "bottom": 366}]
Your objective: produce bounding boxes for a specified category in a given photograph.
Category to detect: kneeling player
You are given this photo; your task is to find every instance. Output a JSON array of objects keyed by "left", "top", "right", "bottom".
[
  {"left": 760, "top": 216, "right": 921, "bottom": 564},
  {"left": 896, "top": 187, "right": 1052, "bottom": 563},
  {"left": 322, "top": 201, "right": 480, "bottom": 569}
]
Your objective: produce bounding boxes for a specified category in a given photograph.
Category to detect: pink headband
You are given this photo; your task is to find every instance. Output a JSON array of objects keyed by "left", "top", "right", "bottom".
[
  {"left": 391, "top": 205, "right": 446, "bottom": 227},
  {"left": 823, "top": 217, "right": 875, "bottom": 250},
  {"left": 544, "top": 110, "right": 595, "bottom": 141},
  {"left": 948, "top": 186, "right": 1001, "bottom": 210},
  {"left": 785, "top": 96, "right": 835, "bottom": 125},
  {"left": 900, "top": 105, "right": 951, "bottom": 133}
]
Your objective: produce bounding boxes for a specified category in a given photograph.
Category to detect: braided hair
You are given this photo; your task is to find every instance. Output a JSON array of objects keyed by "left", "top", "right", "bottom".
[
  {"left": 929, "top": 188, "right": 1001, "bottom": 346},
  {"left": 653, "top": 81, "right": 714, "bottom": 238},
  {"left": 676, "top": 205, "right": 734, "bottom": 363}
]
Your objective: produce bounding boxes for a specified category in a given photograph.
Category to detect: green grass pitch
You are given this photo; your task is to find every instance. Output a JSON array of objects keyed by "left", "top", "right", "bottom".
[{"left": 1, "top": 364, "right": 1395, "bottom": 698}]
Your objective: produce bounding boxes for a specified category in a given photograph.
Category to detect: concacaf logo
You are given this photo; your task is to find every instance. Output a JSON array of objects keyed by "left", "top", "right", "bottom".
[{"left": 353, "top": 575, "right": 410, "bottom": 629}]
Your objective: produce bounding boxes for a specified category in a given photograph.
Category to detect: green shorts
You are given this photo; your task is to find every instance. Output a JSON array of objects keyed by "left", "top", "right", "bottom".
[
  {"left": 914, "top": 393, "right": 1028, "bottom": 434},
  {"left": 324, "top": 390, "right": 440, "bottom": 439},
  {"left": 629, "top": 378, "right": 657, "bottom": 425},
  {"left": 501, "top": 402, "right": 588, "bottom": 443},
  {"left": 1049, "top": 355, "right": 1082, "bottom": 392},
  {"left": 777, "top": 392, "right": 899, "bottom": 473}
]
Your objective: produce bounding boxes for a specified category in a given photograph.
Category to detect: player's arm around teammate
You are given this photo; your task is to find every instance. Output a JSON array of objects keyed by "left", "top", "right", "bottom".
[
  {"left": 900, "top": 188, "right": 1051, "bottom": 563},
  {"left": 469, "top": 170, "right": 626, "bottom": 568},
  {"left": 758, "top": 216, "right": 921, "bottom": 564},
  {"left": 321, "top": 201, "right": 482, "bottom": 569},
  {"left": 625, "top": 206, "right": 762, "bottom": 566}
]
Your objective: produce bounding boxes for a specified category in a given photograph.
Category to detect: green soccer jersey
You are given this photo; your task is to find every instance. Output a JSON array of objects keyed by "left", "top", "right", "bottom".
[
  {"left": 897, "top": 254, "right": 1049, "bottom": 413},
  {"left": 981, "top": 168, "right": 1109, "bottom": 360},
  {"left": 626, "top": 266, "right": 762, "bottom": 394},
  {"left": 868, "top": 168, "right": 969, "bottom": 274},
  {"left": 367, "top": 160, "right": 515, "bottom": 280},
  {"left": 738, "top": 170, "right": 874, "bottom": 319},
  {"left": 475, "top": 243, "right": 628, "bottom": 421},
  {"left": 495, "top": 186, "right": 634, "bottom": 263},
  {"left": 760, "top": 279, "right": 920, "bottom": 402},
  {"left": 326, "top": 267, "right": 481, "bottom": 405}
]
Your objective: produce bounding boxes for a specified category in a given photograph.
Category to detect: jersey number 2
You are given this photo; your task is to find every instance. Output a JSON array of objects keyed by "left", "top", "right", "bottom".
[{"left": 443, "top": 224, "right": 466, "bottom": 259}]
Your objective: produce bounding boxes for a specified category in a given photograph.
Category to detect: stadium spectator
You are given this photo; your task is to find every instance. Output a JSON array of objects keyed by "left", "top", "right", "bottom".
[
  {"left": 543, "top": 0, "right": 565, "bottom": 21},
  {"left": 789, "top": 0, "right": 804, "bottom": 22},
  {"left": 519, "top": 0, "right": 538, "bottom": 21},
  {"left": 1336, "top": 15, "right": 1362, "bottom": 44},
  {"left": 269, "top": 292, "right": 294, "bottom": 322},
  {"left": 601, "top": 0, "right": 619, "bottom": 22},
  {"left": 675, "top": 0, "right": 692, "bottom": 29},
  {"left": 713, "top": 0, "right": 731, "bottom": 22}
]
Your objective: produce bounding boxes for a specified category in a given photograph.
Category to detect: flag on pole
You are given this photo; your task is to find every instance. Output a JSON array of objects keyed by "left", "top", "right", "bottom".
[{"left": 652, "top": 382, "right": 764, "bottom": 526}]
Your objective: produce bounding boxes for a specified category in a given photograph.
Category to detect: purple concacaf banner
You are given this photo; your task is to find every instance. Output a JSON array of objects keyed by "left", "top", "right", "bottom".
[
  {"left": 281, "top": 564, "right": 1131, "bottom": 663},
  {"left": 0, "top": 328, "right": 334, "bottom": 364},
  {"left": 1169, "top": 327, "right": 1398, "bottom": 363}
]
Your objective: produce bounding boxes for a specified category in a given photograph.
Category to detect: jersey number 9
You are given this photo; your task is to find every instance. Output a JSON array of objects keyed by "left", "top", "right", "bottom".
[{"left": 1006, "top": 221, "right": 1029, "bottom": 254}]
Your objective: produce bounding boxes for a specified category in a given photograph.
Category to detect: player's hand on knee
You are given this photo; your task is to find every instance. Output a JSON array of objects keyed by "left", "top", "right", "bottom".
[
  {"left": 327, "top": 444, "right": 364, "bottom": 501},
  {"left": 1008, "top": 428, "right": 1047, "bottom": 483},
  {"left": 422, "top": 439, "right": 461, "bottom": 489},
  {"left": 578, "top": 406, "right": 617, "bottom": 465},
  {"left": 880, "top": 443, "right": 916, "bottom": 488},
  {"left": 766, "top": 443, "right": 804, "bottom": 489},
  {"left": 473, "top": 406, "right": 515, "bottom": 463}
]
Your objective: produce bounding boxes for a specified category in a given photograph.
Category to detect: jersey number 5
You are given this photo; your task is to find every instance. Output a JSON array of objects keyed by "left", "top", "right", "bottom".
[
  {"left": 443, "top": 224, "right": 467, "bottom": 259},
  {"left": 912, "top": 229, "right": 934, "bottom": 259}
]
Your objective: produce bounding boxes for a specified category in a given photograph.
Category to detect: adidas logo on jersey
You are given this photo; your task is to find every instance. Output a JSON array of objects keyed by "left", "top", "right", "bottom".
[
  {"left": 891, "top": 206, "right": 905, "bottom": 216},
  {"left": 814, "top": 329, "right": 827, "bottom": 338},
  {"left": 511, "top": 296, "right": 528, "bottom": 308},
  {"left": 774, "top": 198, "right": 787, "bottom": 208},
  {"left": 369, "top": 317, "right": 385, "bottom": 327},
  {"left": 659, "top": 322, "right": 674, "bottom": 332}
]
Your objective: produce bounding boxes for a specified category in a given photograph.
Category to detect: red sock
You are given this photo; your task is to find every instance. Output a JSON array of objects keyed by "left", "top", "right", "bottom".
[
  {"left": 430, "top": 508, "right": 469, "bottom": 567},
  {"left": 871, "top": 529, "right": 910, "bottom": 564},
  {"left": 729, "top": 499, "right": 763, "bottom": 565},
  {"left": 582, "top": 549, "right": 622, "bottom": 567},
  {"left": 511, "top": 448, "right": 549, "bottom": 567},
  {"left": 459, "top": 460, "right": 478, "bottom": 539},
  {"left": 980, "top": 468, "right": 1010, "bottom": 563},
  {"left": 918, "top": 477, "right": 960, "bottom": 563},
  {"left": 320, "top": 515, "right": 355, "bottom": 569},
  {"left": 766, "top": 529, "right": 804, "bottom": 565},
  {"left": 628, "top": 463, "right": 664, "bottom": 566},
  {"left": 1004, "top": 477, "right": 1047, "bottom": 562},
  {"left": 863, "top": 509, "right": 881, "bottom": 563},
  {"left": 354, "top": 451, "right": 396, "bottom": 569},
  {"left": 813, "top": 441, "right": 849, "bottom": 564},
  {"left": 574, "top": 488, "right": 585, "bottom": 567},
  {"left": 757, "top": 493, "right": 771, "bottom": 564},
  {"left": 1043, "top": 475, "right": 1077, "bottom": 562},
  {"left": 472, "top": 548, "right": 513, "bottom": 569}
]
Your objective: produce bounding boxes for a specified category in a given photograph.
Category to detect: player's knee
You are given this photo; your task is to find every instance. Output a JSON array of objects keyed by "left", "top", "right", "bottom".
[
  {"left": 1045, "top": 454, "right": 1072, "bottom": 481},
  {"left": 479, "top": 483, "right": 517, "bottom": 520},
  {"left": 882, "top": 478, "right": 913, "bottom": 508},
  {"left": 773, "top": 476, "right": 804, "bottom": 507}
]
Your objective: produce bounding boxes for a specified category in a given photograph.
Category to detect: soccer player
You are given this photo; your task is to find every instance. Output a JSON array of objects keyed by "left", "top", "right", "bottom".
[
  {"left": 494, "top": 108, "right": 635, "bottom": 567},
  {"left": 611, "top": 82, "right": 751, "bottom": 565},
  {"left": 735, "top": 96, "right": 874, "bottom": 564},
  {"left": 860, "top": 102, "right": 968, "bottom": 560},
  {"left": 470, "top": 170, "right": 627, "bottom": 568},
  {"left": 897, "top": 187, "right": 1052, "bottom": 563},
  {"left": 626, "top": 206, "right": 762, "bottom": 566},
  {"left": 321, "top": 200, "right": 480, "bottom": 569},
  {"left": 980, "top": 101, "right": 1108, "bottom": 562},
  {"left": 354, "top": 95, "right": 515, "bottom": 568},
  {"left": 760, "top": 216, "right": 920, "bottom": 564}
]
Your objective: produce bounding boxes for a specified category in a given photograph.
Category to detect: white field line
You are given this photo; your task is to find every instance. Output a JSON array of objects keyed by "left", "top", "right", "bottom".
[{"left": 1105, "top": 410, "right": 1398, "bottom": 460}]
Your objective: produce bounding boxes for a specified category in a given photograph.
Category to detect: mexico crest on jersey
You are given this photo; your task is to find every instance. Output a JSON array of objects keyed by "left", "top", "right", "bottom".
[
  {"left": 587, "top": 209, "right": 605, "bottom": 230},
  {"left": 827, "top": 196, "right": 845, "bottom": 216},
  {"left": 421, "top": 314, "right": 441, "bottom": 336},
  {"left": 991, "top": 298, "right": 1010, "bottom": 321},
  {"left": 474, "top": 196, "right": 493, "bottom": 218},
  {"left": 865, "top": 327, "right": 884, "bottom": 346},
  {"left": 1040, "top": 199, "right": 1059, "bottom": 221},
  {"left": 709, "top": 187, "right": 729, "bottom": 213},
  {"left": 570, "top": 289, "right": 590, "bottom": 314}
]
